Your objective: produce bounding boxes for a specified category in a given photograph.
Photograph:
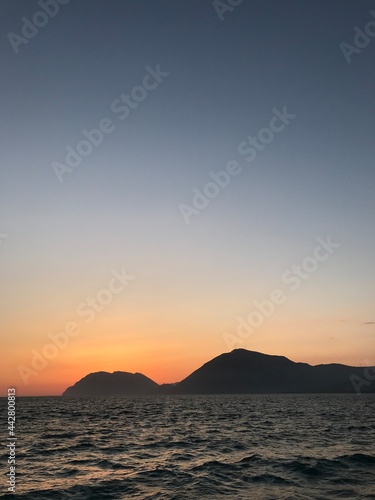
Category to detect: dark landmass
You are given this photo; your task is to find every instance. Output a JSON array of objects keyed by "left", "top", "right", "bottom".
[
  {"left": 173, "top": 349, "right": 375, "bottom": 394},
  {"left": 62, "top": 371, "right": 159, "bottom": 397},
  {"left": 62, "top": 349, "right": 375, "bottom": 396}
]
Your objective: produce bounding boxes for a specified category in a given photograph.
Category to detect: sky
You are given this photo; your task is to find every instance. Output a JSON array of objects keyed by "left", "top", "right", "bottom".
[{"left": 1, "top": 0, "right": 375, "bottom": 396}]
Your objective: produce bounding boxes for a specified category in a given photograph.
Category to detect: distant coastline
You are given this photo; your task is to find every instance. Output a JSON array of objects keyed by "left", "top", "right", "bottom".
[{"left": 62, "top": 349, "right": 375, "bottom": 397}]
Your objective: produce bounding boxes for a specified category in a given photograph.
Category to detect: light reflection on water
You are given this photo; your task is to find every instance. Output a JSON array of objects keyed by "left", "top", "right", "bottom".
[{"left": 1, "top": 394, "right": 375, "bottom": 499}]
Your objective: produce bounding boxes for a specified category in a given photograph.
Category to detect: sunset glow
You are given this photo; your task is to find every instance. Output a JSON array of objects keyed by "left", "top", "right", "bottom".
[{"left": 1, "top": 0, "right": 375, "bottom": 397}]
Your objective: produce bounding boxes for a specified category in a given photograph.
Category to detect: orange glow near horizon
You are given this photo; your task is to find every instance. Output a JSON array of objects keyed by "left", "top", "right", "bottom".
[
  {"left": 2, "top": 264, "right": 375, "bottom": 396},
  {"left": 2, "top": 0, "right": 375, "bottom": 401},
  {"left": 2, "top": 311, "right": 374, "bottom": 396}
]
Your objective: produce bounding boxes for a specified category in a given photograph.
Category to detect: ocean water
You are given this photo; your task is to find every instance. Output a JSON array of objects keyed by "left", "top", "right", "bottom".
[{"left": 1, "top": 394, "right": 375, "bottom": 499}]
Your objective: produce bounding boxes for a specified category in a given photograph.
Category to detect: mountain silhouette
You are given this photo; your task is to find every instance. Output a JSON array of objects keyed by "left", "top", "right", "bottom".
[
  {"left": 173, "top": 349, "right": 374, "bottom": 393},
  {"left": 62, "top": 371, "right": 159, "bottom": 397},
  {"left": 62, "top": 349, "right": 375, "bottom": 396}
]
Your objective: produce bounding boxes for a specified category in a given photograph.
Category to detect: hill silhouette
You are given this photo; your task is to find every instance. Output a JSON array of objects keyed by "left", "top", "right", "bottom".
[
  {"left": 174, "top": 349, "right": 374, "bottom": 393},
  {"left": 63, "top": 371, "right": 159, "bottom": 397},
  {"left": 62, "top": 349, "right": 375, "bottom": 396}
]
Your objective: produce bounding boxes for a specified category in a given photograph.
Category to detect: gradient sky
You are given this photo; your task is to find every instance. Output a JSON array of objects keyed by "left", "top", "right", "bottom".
[{"left": 1, "top": 0, "right": 375, "bottom": 395}]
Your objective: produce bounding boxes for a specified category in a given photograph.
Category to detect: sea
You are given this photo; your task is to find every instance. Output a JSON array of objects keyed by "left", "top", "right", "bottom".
[{"left": 1, "top": 394, "right": 375, "bottom": 499}]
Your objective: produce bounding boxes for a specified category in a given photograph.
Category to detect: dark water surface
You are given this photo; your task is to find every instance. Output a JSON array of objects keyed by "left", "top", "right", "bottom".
[{"left": 1, "top": 395, "right": 375, "bottom": 499}]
